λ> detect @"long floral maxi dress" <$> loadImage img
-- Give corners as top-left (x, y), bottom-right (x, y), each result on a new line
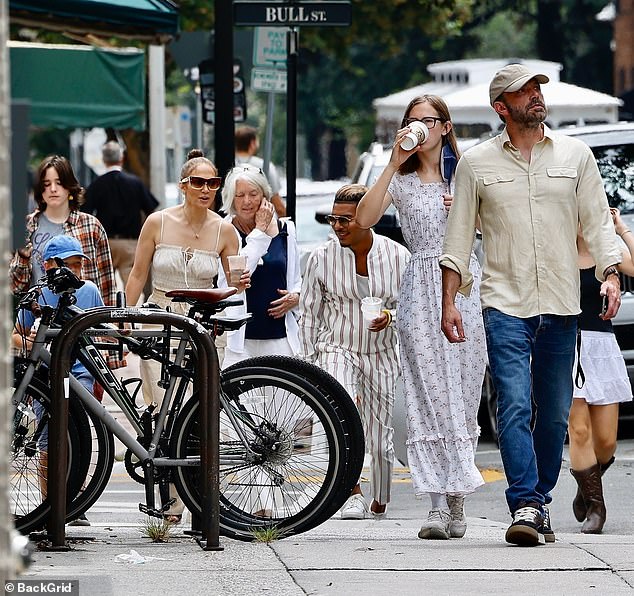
top-left (389, 173), bottom-right (487, 495)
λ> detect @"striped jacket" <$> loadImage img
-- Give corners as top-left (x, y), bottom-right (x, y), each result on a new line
top-left (299, 231), bottom-right (410, 359)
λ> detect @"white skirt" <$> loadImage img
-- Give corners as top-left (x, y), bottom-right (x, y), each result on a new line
top-left (573, 330), bottom-right (633, 405)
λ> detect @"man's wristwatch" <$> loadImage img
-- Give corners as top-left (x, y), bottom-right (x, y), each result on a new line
top-left (603, 266), bottom-right (619, 281)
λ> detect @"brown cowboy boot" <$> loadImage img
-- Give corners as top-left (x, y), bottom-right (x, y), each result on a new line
top-left (571, 464), bottom-right (606, 534)
top-left (571, 456), bottom-right (614, 523)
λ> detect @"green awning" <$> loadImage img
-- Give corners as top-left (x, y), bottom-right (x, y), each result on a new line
top-left (10, 42), bottom-right (146, 130)
top-left (10, 0), bottom-right (179, 41)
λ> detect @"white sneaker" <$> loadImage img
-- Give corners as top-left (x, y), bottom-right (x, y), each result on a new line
top-left (418, 509), bottom-right (451, 540)
top-left (340, 494), bottom-right (368, 520)
top-left (446, 495), bottom-right (467, 538)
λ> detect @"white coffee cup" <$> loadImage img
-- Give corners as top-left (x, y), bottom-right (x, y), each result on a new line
top-left (400, 120), bottom-right (430, 151)
top-left (227, 254), bottom-right (247, 284)
top-left (361, 296), bottom-right (383, 328)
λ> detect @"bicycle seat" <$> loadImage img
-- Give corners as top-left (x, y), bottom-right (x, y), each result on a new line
top-left (165, 287), bottom-right (237, 304)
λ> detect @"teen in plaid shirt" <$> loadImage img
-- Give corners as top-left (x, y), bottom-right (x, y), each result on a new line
top-left (10, 155), bottom-right (122, 369)
top-left (10, 155), bottom-right (116, 307)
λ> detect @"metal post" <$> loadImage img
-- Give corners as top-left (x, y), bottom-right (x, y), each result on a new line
top-left (263, 90), bottom-right (275, 177)
top-left (214, 0), bottom-right (234, 180)
top-left (48, 308), bottom-right (222, 550)
top-left (1, 0), bottom-right (14, 581)
top-left (149, 44), bottom-right (167, 206)
top-left (286, 27), bottom-right (298, 221)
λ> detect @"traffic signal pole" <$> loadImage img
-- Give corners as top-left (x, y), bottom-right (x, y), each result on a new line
top-left (214, 0), bottom-right (234, 195)
top-left (286, 27), bottom-right (298, 221)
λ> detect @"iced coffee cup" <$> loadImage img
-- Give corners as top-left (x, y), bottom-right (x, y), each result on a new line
top-left (361, 296), bottom-right (383, 328)
top-left (400, 120), bottom-right (429, 151)
top-left (227, 254), bottom-right (247, 284)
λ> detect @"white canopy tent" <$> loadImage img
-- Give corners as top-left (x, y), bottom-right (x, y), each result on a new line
top-left (373, 59), bottom-right (623, 144)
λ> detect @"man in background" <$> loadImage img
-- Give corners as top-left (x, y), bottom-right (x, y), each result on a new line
top-left (82, 141), bottom-right (158, 287)
top-left (235, 125), bottom-right (286, 217)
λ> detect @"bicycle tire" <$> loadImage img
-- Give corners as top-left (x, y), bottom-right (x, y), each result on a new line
top-left (63, 396), bottom-right (115, 523)
top-left (11, 377), bottom-right (86, 533)
top-left (171, 364), bottom-right (354, 540)
top-left (225, 356), bottom-right (365, 522)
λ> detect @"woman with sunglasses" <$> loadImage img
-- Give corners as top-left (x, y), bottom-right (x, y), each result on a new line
top-left (357, 95), bottom-right (487, 540)
top-left (219, 164), bottom-right (301, 368)
top-left (125, 149), bottom-right (246, 523)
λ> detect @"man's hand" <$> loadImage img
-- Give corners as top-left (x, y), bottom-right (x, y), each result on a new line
top-left (441, 303), bottom-right (466, 343)
top-left (600, 277), bottom-right (621, 320)
top-left (368, 311), bottom-right (390, 333)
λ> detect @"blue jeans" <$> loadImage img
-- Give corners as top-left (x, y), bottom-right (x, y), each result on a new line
top-left (483, 308), bottom-right (577, 514)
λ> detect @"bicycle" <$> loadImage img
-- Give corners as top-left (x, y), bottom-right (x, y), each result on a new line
top-left (11, 264), bottom-right (364, 540)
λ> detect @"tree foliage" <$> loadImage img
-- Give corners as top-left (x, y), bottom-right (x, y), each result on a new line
top-left (12, 0), bottom-right (616, 180)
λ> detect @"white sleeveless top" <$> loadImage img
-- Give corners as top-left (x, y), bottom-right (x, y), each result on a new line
top-left (149, 212), bottom-right (222, 311)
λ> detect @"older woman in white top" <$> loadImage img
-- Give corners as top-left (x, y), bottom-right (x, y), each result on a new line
top-left (220, 164), bottom-right (301, 368)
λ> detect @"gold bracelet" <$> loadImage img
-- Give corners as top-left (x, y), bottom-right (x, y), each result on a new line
top-left (381, 308), bottom-right (392, 326)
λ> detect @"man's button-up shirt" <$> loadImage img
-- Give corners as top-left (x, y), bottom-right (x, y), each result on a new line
top-left (440, 126), bottom-right (621, 318)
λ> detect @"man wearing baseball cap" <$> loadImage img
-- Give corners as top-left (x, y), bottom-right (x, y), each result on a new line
top-left (439, 62), bottom-right (622, 546)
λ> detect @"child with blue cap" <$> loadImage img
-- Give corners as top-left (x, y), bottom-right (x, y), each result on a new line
top-left (13, 234), bottom-right (104, 388)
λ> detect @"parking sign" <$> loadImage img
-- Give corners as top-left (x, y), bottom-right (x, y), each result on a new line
top-left (254, 27), bottom-right (288, 66)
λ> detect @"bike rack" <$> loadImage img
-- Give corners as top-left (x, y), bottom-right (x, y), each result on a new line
top-left (47, 306), bottom-right (223, 551)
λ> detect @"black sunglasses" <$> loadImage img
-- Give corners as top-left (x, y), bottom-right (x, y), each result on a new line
top-left (180, 176), bottom-right (222, 190)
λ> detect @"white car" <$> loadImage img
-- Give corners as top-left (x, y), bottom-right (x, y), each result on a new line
top-left (284, 178), bottom-right (346, 274)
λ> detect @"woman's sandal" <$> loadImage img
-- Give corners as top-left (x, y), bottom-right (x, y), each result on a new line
top-left (163, 514), bottom-right (182, 525)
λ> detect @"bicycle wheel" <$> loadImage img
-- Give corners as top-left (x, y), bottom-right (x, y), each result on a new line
top-left (172, 364), bottom-right (354, 540)
top-left (225, 356), bottom-right (365, 517)
top-left (63, 396), bottom-right (114, 523)
top-left (11, 377), bottom-right (87, 533)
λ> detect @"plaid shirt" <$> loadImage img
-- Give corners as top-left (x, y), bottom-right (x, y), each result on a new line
top-left (10, 209), bottom-right (117, 306)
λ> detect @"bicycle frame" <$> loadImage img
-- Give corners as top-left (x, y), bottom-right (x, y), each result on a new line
top-left (13, 293), bottom-right (262, 474)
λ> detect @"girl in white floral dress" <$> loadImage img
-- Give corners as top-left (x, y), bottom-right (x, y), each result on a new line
top-left (357, 95), bottom-right (487, 540)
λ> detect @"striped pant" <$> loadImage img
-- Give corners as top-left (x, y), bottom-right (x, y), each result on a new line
top-left (317, 347), bottom-right (397, 505)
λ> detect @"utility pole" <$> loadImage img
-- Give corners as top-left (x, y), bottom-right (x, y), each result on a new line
top-left (0, 0), bottom-right (13, 583)
top-left (214, 0), bottom-right (234, 197)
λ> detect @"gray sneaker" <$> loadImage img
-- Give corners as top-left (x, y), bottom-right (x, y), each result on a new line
top-left (418, 509), bottom-right (452, 540)
top-left (446, 495), bottom-right (467, 538)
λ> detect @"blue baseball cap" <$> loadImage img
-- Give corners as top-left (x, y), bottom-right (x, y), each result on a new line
top-left (42, 235), bottom-right (88, 261)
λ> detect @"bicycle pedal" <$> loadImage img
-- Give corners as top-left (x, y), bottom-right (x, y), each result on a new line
top-left (138, 504), bottom-right (164, 519)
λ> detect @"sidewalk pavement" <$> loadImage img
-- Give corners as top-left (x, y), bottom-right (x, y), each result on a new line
top-left (19, 511), bottom-right (634, 595)
top-left (17, 352), bottom-right (634, 594)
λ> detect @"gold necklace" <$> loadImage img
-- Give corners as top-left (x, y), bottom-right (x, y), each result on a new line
top-left (182, 205), bottom-right (205, 239)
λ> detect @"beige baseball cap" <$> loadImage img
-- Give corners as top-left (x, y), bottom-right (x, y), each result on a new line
top-left (489, 63), bottom-right (549, 106)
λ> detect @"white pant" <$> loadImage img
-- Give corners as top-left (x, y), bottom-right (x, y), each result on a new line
top-left (222, 337), bottom-right (295, 368)
top-left (317, 347), bottom-right (397, 505)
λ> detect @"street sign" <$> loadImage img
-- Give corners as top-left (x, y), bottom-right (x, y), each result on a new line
top-left (254, 27), bottom-right (288, 66)
top-left (251, 67), bottom-right (287, 93)
top-left (234, 1), bottom-right (352, 27)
